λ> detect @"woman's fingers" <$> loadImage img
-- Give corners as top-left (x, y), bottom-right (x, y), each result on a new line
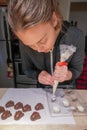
top-left (53, 66), bottom-right (68, 82)
top-left (38, 70), bottom-right (54, 85)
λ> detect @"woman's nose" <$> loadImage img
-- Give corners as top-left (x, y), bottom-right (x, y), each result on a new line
top-left (35, 44), bottom-right (44, 52)
top-left (32, 45), bottom-right (41, 52)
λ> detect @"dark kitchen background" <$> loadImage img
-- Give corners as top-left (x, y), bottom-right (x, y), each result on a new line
top-left (0, 3), bottom-right (37, 88)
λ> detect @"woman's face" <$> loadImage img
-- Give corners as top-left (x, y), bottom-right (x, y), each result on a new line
top-left (16, 14), bottom-right (60, 53)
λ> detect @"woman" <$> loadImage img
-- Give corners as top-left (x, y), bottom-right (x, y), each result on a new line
top-left (8, 0), bottom-right (85, 88)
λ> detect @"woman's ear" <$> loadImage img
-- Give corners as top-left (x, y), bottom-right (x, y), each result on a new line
top-left (51, 12), bottom-right (58, 28)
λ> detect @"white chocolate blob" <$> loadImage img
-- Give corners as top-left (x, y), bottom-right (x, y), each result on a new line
top-left (77, 105), bottom-right (84, 112)
top-left (53, 106), bottom-right (61, 113)
top-left (63, 99), bottom-right (70, 107)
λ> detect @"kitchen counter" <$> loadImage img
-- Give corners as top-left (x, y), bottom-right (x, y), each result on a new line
top-left (0, 88), bottom-right (87, 130)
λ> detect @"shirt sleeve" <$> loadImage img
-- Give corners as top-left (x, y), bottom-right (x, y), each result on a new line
top-left (68, 28), bottom-right (85, 80)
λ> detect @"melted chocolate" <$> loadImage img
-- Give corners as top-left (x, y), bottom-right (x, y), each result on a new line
top-left (30, 111), bottom-right (41, 121)
top-left (22, 104), bottom-right (31, 112)
top-left (1, 110), bottom-right (12, 120)
top-left (5, 100), bottom-right (14, 108)
top-left (0, 106), bottom-right (5, 113)
top-left (14, 102), bottom-right (23, 110)
top-left (14, 111), bottom-right (24, 120)
top-left (35, 103), bottom-right (44, 110)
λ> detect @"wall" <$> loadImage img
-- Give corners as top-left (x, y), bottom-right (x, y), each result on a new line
top-left (69, 11), bottom-right (87, 35)
top-left (70, 0), bottom-right (87, 2)
top-left (58, 0), bottom-right (87, 21)
top-left (70, 0), bottom-right (87, 35)
top-left (58, 0), bottom-right (70, 21)
top-left (58, 0), bottom-right (87, 36)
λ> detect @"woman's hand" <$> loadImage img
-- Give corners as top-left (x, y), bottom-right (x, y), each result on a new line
top-left (53, 65), bottom-right (68, 82)
top-left (38, 70), bottom-right (54, 86)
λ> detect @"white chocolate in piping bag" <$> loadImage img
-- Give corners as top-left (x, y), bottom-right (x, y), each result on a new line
top-left (52, 44), bottom-right (76, 101)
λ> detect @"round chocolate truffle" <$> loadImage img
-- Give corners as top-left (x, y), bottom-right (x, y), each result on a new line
top-left (35, 103), bottom-right (44, 111)
top-left (14, 102), bottom-right (23, 110)
top-left (30, 111), bottom-right (41, 121)
top-left (0, 106), bottom-right (5, 114)
top-left (5, 100), bottom-right (14, 108)
top-left (14, 111), bottom-right (24, 120)
top-left (22, 104), bottom-right (31, 112)
top-left (1, 110), bottom-right (12, 120)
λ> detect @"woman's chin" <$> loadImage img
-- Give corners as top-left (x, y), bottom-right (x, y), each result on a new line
top-left (38, 49), bottom-right (50, 53)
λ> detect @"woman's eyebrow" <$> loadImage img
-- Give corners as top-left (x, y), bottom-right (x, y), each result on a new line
top-left (35, 33), bottom-right (47, 44)
top-left (29, 33), bottom-right (47, 46)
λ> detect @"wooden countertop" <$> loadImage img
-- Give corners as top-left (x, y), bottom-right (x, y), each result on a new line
top-left (0, 88), bottom-right (87, 130)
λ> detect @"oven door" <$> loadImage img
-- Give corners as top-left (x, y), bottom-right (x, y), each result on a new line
top-left (14, 61), bottom-right (37, 86)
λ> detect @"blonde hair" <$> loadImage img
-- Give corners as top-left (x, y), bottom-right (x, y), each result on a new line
top-left (8, 0), bottom-right (63, 32)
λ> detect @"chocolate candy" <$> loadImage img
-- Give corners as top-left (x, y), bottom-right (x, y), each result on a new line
top-left (22, 104), bottom-right (31, 112)
top-left (0, 106), bottom-right (5, 113)
top-left (1, 110), bottom-right (12, 120)
top-left (5, 100), bottom-right (14, 108)
top-left (14, 111), bottom-right (24, 120)
top-left (14, 102), bottom-right (23, 110)
top-left (0, 101), bottom-right (44, 121)
top-left (35, 103), bottom-right (44, 110)
top-left (30, 111), bottom-right (41, 121)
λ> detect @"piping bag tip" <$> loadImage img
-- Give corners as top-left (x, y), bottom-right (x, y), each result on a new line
top-left (51, 80), bottom-right (59, 102)
top-left (51, 95), bottom-right (56, 102)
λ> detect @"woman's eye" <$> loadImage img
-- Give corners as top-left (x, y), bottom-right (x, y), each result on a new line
top-left (38, 41), bottom-right (46, 46)
top-left (40, 38), bottom-right (47, 45)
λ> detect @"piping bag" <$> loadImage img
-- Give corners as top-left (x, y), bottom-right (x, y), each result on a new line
top-left (51, 44), bottom-right (76, 101)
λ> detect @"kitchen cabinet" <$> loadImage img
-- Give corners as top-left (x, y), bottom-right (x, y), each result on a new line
top-left (0, 0), bottom-right (9, 5)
